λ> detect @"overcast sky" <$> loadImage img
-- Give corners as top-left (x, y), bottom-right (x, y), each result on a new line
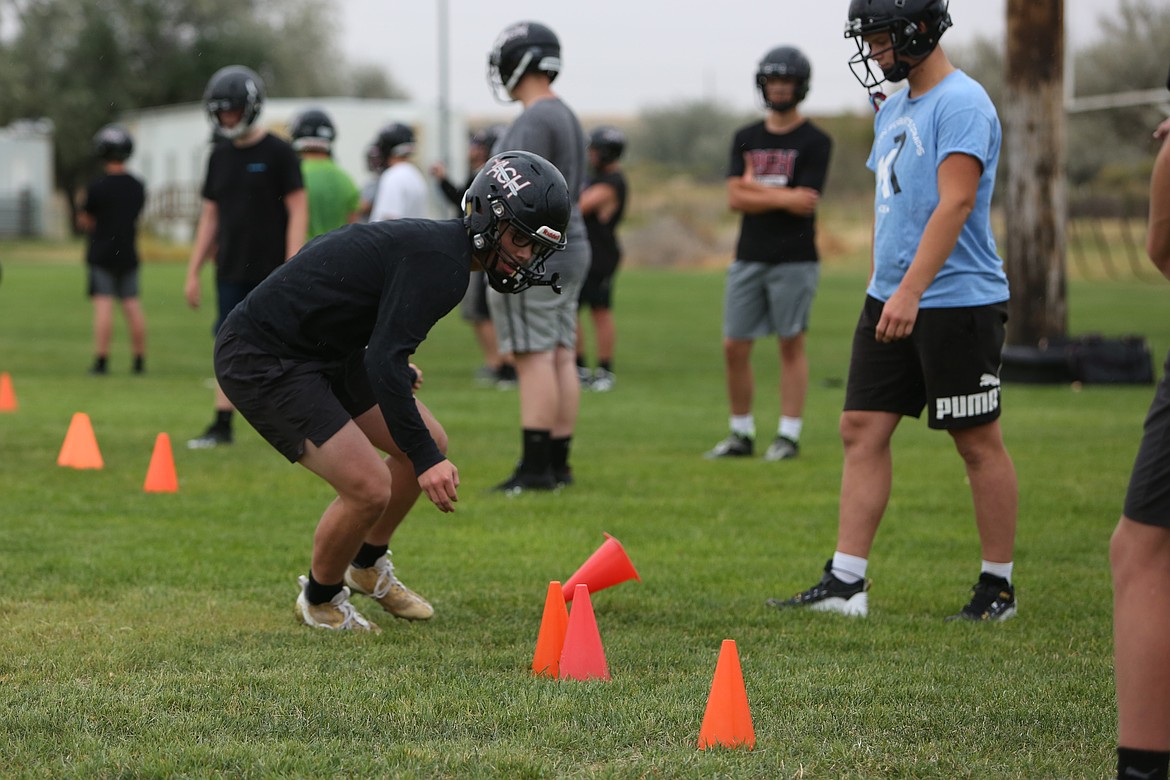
top-left (340, 0), bottom-right (1116, 120)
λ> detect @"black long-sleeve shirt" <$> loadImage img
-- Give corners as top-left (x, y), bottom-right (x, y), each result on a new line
top-left (226, 218), bottom-right (471, 474)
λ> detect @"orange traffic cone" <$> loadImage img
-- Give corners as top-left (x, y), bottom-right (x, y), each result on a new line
top-left (562, 532), bottom-right (641, 601)
top-left (143, 433), bottom-right (178, 493)
top-left (57, 412), bottom-right (104, 470)
top-left (697, 639), bottom-right (755, 750)
top-left (558, 584), bottom-right (610, 681)
top-left (0, 372), bottom-right (17, 412)
top-left (532, 581), bottom-right (569, 678)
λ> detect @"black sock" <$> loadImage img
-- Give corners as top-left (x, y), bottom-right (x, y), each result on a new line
top-left (305, 571), bottom-right (344, 605)
top-left (576, 354), bottom-right (587, 368)
top-left (352, 543), bottom-right (388, 569)
top-left (215, 409), bottom-right (233, 430)
top-left (551, 436), bottom-right (571, 473)
top-left (133, 355), bottom-right (145, 374)
top-left (1119, 748), bottom-right (1170, 780)
top-left (598, 360), bottom-right (612, 373)
top-left (519, 428), bottom-right (552, 475)
top-left (92, 355), bottom-right (108, 371)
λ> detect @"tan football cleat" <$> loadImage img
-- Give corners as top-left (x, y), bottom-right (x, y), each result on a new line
top-left (295, 576), bottom-right (380, 632)
top-left (344, 554), bottom-right (434, 621)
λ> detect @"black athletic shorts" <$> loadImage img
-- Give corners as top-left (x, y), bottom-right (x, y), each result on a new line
top-left (844, 296), bottom-right (1008, 430)
top-left (578, 271), bottom-right (616, 311)
top-left (213, 326), bottom-right (377, 462)
top-left (1124, 350), bottom-right (1170, 527)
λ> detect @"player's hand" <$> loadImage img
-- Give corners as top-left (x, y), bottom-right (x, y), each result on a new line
top-left (1155, 117), bottom-right (1170, 141)
top-left (184, 276), bottom-right (201, 309)
top-left (409, 363), bottom-right (423, 392)
top-left (875, 288), bottom-right (920, 343)
top-left (418, 459), bottom-right (459, 513)
top-left (429, 161), bottom-right (447, 180)
top-left (787, 187), bottom-right (821, 217)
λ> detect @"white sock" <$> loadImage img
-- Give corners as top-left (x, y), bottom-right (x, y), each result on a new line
top-left (831, 552), bottom-right (868, 584)
top-left (779, 416), bottom-right (803, 442)
top-left (982, 560), bottom-right (1013, 584)
top-left (729, 414), bottom-right (755, 438)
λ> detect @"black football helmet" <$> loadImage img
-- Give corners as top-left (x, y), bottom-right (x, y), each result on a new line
top-left (93, 124), bottom-right (133, 162)
top-left (204, 65), bottom-right (265, 140)
top-left (463, 150), bottom-right (570, 294)
top-left (290, 108), bottom-right (336, 153)
top-left (845, 0), bottom-right (952, 88)
top-left (756, 46), bottom-right (811, 111)
top-left (588, 126), bottom-right (626, 167)
top-left (470, 123), bottom-right (506, 154)
top-left (488, 21), bottom-right (561, 101)
top-left (375, 122), bottom-right (416, 161)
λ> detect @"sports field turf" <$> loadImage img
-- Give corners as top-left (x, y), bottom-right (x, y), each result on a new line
top-left (1, 243), bottom-right (1165, 778)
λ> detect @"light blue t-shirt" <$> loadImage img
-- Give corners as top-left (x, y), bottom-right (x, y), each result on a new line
top-left (865, 70), bottom-right (1009, 308)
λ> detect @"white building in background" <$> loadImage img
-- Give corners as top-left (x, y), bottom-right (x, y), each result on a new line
top-left (0, 119), bottom-right (55, 238)
top-left (121, 98), bottom-right (469, 243)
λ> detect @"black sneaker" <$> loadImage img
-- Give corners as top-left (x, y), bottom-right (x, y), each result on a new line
top-left (554, 466), bottom-right (574, 488)
top-left (946, 573), bottom-right (1017, 622)
top-left (493, 470), bottom-right (557, 496)
top-left (766, 560), bottom-right (870, 617)
top-left (703, 433), bottom-right (753, 459)
top-left (88, 359), bottom-right (108, 376)
top-left (187, 425), bottom-right (233, 450)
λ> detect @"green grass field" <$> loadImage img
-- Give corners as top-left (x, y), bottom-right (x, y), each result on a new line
top-left (1, 243), bottom-right (1166, 778)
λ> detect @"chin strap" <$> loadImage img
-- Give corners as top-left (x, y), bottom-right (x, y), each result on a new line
top-left (530, 272), bottom-right (561, 294)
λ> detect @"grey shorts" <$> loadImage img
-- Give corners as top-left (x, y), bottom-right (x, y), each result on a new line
top-left (488, 240), bottom-right (590, 354)
top-left (460, 273), bottom-right (491, 323)
top-left (1124, 350), bottom-right (1170, 527)
top-left (88, 266), bottom-right (139, 299)
top-left (722, 260), bottom-right (819, 340)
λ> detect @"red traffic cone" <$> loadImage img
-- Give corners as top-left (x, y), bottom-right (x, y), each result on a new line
top-left (532, 581), bottom-right (569, 678)
top-left (562, 533), bottom-right (640, 601)
top-left (558, 584), bottom-right (610, 681)
top-left (697, 639), bottom-right (755, 750)
top-left (143, 433), bottom-right (178, 493)
top-left (57, 412), bottom-right (104, 470)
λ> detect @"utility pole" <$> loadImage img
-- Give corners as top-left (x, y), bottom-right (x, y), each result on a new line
top-left (1003, 0), bottom-right (1067, 345)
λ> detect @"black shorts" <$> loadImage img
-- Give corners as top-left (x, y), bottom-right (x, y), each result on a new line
top-left (88, 266), bottom-right (139, 299)
top-left (578, 271), bottom-right (616, 311)
top-left (844, 296), bottom-right (1008, 430)
top-left (213, 326), bottom-right (377, 462)
top-left (1124, 350), bottom-right (1170, 527)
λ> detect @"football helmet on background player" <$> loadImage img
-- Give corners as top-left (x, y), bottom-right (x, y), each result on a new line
top-left (845, 0), bottom-right (952, 88)
top-left (374, 122), bottom-right (416, 162)
top-left (588, 126), bottom-right (626, 168)
top-left (756, 46), bottom-right (812, 112)
top-left (92, 124), bottom-right (134, 162)
top-left (488, 21), bottom-right (561, 102)
top-left (290, 108), bottom-right (336, 154)
top-left (462, 150), bottom-right (570, 294)
top-left (203, 65), bottom-right (265, 140)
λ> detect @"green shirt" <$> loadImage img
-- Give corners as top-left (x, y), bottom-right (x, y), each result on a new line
top-left (300, 157), bottom-right (361, 240)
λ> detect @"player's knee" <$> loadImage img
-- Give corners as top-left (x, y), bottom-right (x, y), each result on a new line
top-left (345, 472), bottom-right (393, 517)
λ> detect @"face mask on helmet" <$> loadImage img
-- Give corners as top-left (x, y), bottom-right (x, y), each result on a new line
top-left (463, 151), bottom-right (570, 294)
top-left (844, 0), bottom-right (952, 91)
top-left (204, 65), bottom-right (265, 140)
top-left (291, 109), bottom-right (335, 154)
top-left (487, 21), bottom-right (562, 102)
top-left (588, 126), bottom-right (626, 169)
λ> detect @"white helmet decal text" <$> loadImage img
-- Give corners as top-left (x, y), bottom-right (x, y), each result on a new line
top-left (486, 158), bottom-right (533, 198)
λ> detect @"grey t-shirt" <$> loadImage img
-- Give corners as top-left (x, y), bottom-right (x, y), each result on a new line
top-left (494, 97), bottom-right (590, 279)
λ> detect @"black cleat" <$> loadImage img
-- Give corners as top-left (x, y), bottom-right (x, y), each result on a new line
top-left (767, 560), bottom-right (870, 617)
top-left (946, 573), bottom-right (1017, 622)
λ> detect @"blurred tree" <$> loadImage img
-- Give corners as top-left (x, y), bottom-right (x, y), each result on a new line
top-left (0, 0), bottom-right (407, 225)
top-left (631, 100), bottom-right (754, 183)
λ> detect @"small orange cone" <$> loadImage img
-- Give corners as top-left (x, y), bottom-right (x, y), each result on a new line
top-left (562, 532), bottom-right (641, 601)
top-left (143, 433), bottom-right (179, 493)
top-left (532, 581), bottom-right (569, 678)
top-left (57, 412), bottom-right (104, 470)
top-left (558, 584), bottom-right (610, 681)
top-left (0, 372), bottom-right (17, 412)
top-left (698, 639), bottom-right (755, 750)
